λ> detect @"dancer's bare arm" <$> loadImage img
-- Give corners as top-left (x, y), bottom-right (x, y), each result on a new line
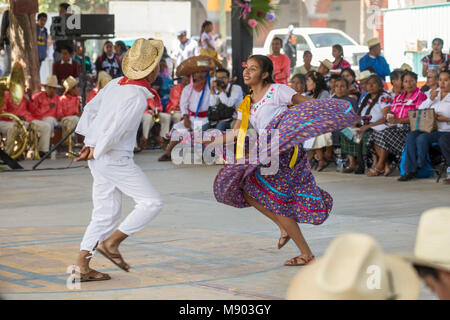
top-left (291, 93), bottom-right (313, 105)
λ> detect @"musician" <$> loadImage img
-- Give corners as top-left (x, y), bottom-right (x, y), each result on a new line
top-left (139, 87), bottom-right (171, 150)
top-left (60, 76), bottom-right (81, 131)
top-left (29, 75), bottom-right (62, 139)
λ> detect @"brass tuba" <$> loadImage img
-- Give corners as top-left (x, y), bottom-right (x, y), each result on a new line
top-left (0, 62), bottom-right (29, 159)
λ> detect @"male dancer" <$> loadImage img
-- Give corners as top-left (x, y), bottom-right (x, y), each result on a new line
top-left (73, 39), bottom-right (164, 281)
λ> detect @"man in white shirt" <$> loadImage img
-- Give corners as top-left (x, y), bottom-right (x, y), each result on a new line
top-left (203, 68), bottom-right (244, 131)
top-left (73, 39), bottom-right (165, 282)
top-left (173, 30), bottom-right (199, 68)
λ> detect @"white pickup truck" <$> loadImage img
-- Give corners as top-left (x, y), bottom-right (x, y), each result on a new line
top-left (253, 27), bottom-right (368, 69)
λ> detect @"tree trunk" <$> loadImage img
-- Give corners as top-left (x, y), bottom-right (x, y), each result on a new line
top-left (8, 0), bottom-right (40, 94)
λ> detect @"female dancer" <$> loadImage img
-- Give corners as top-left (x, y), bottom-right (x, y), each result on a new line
top-left (205, 55), bottom-right (358, 265)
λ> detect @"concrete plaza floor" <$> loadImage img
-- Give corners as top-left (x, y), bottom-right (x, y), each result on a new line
top-left (0, 150), bottom-right (448, 300)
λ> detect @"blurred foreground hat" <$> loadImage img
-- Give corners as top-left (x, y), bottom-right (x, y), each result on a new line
top-left (97, 71), bottom-right (112, 90)
top-left (122, 38), bottom-right (164, 80)
top-left (176, 55), bottom-right (222, 77)
top-left (400, 207), bottom-right (450, 272)
top-left (368, 38), bottom-right (381, 49)
top-left (286, 233), bottom-right (420, 300)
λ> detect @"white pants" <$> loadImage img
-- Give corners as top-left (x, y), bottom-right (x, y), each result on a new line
top-left (80, 152), bottom-right (163, 254)
top-left (141, 113), bottom-right (171, 139)
top-left (170, 111), bottom-right (182, 126)
top-left (61, 115), bottom-right (80, 131)
top-left (42, 116), bottom-right (58, 138)
top-left (0, 120), bottom-right (51, 152)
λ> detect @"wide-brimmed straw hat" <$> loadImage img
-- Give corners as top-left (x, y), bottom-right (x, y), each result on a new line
top-left (63, 76), bottom-right (79, 94)
top-left (176, 55), bottom-right (222, 77)
top-left (42, 75), bottom-right (62, 88)
top-left (122, 38), bottom-right (164, 80)
top-left (319, 59), bottom-right (333, 70)
top-left (400, 63), bottom-right (413, 72)
top-left (97, 71), bottom-right (112, 90)
top-left (286, 233), bottom-right (420, 300)
top-left (368, 38), bottom-right (381, 48)
top-left (399, 207), bottom-right (450, 272)
top-left (356, 70), bottom-right (372, 81)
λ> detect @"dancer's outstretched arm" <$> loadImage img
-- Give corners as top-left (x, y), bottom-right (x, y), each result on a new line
top-left (291, 93), bottom-right (313, 105)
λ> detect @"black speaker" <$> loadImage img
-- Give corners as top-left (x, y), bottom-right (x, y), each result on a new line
top-left (51, 14), bottom-right (114, 39)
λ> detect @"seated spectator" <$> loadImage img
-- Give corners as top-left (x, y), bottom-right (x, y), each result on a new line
top-left (341, 75), bottom-right (391, 174)
top-left (341, 67), bottom-right (361, 101)
top-left (317, 59), bottom-right (332, 87)
top-left (202, 68), bottom-right (243, 131)
top-left (140, 87), bottom-right (171, 150)
top-left (268, 37), bottom-right (290, 84)
top-left (95, 41), bottom-right (122, 79)
top-left (287, 233), bottom-right (420, 300)
top-left (152, 59), bottom-right (173, 108)
top-left (114, 40), bottom-right (127, 62)
top-left (359, 38), bottom-right (391, 81)
top-left (332, 77), bottom-right (357, 110)
top-left (388, 69), bottom-right (405, 97)
top-left (293, 50), bottom-right (318, 75)
top-left (52, 45), bottom-right (80, 88)
top-left (420, 69), bottom-right (440, 98)
top-left (86, 71), bottom-right (112, 103)
top-left (0, 89), bottom-right (52, 157)
top-left (73, 42), bottom-right (94, 74)
top-left (401, 207), bottom-right (450, 300)
top-left (29, 76), bottom-right (63, 140)
top-left (367, 71), bottom-right (427, 177)
top-left (356, 70), bottom-right (373, 105)
top-left (421, 38), bottom-right (449, 77)
top-left (330, 44), bottom-right (351, 74)
top-left (165, 76), bottom-right (190, 125)
top-left (59, 76), bottom-right (81, 135)
top-left (399, 70), bottom-right (450, 183)
top-left (304, 71), bottom-right (332, 171)
top-left (329, 74), bottom-right (341, 97)
top-left (289, 73), bottom-right (306, 95)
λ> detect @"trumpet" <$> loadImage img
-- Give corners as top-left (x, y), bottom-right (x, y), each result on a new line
top-left (152, 107), bottom-right (160, 123)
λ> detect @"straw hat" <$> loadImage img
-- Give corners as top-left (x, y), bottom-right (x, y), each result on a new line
top-left (368, 38), bottom-right (381, 48)
top-left (400, 207), bottom-right (450, 272)
top-left (121, 38), bottom-right (164, 80)
top-left (42, 75), bottom-right (62, 88)
top-left (97, 71), bottom-right (112, 90)
top-left (356, 70), bottom-right (372, 81)
top-left (176, 55), bottom-right (222, 77)
top-left (400, 63), bottom-right (413, 72)
top-left (63, 76), bottom-right (79, 94)
top-left (286, 233), bottom-right (420, 300)
top-left (319, 59), bottom-right (333, 70)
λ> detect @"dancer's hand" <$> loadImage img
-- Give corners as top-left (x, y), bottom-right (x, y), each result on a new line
top-left (75, 146), bottom-right (95, 162)
top-left (183, 117), bottom-right (191, 130)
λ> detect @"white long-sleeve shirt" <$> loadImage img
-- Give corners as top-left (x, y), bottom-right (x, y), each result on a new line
top-left (75, 76), bottom-right (153, 159)
top-left (209, 83), bottom-right (244, 108)
top-left (419, 91), bottom-right (450, 132)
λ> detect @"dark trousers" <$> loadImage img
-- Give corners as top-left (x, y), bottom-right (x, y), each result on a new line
top-left (404, 131), bottom-right (450, 173)
top-left (202, 119), bottom-right (232, 132)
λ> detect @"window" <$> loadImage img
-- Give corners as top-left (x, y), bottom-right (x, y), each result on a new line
top-left (309, 33), bottom-right (354, 48)
top-left (272, 34), bottom-right (310, 51)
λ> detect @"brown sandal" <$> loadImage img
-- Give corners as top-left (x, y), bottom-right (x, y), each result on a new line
top-left (367, 167), bottom-right (384, 177)
top-left (158, 153), bottom-right (171, 162)
top-left (277, 234), bottom-right (291, 249)
top-left (96, 245), bottom-right (130, 272)
top-left (79, 269), bottom-right (111, 282)
top-left (284, 255), bottom-right (315, 266)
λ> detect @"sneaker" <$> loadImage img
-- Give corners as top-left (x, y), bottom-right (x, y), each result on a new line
top-left (397, 172), bottom-right (418, 182)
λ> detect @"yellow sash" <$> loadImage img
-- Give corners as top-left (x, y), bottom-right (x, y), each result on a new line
top-left (236, 94), bottom-right (252, 159)
top-left (289, 145), bottom-right (299, 169)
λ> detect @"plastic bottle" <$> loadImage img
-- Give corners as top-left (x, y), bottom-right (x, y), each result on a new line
top-left (50, 145), bottom-right (56, 160)
top-left (335, 148), bottom-right (344, 172)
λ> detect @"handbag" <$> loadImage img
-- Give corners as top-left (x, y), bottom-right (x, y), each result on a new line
top-left (207, 85), bottom-right (236, 122)
top-left (408, 109), bottom-right (437, 133)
